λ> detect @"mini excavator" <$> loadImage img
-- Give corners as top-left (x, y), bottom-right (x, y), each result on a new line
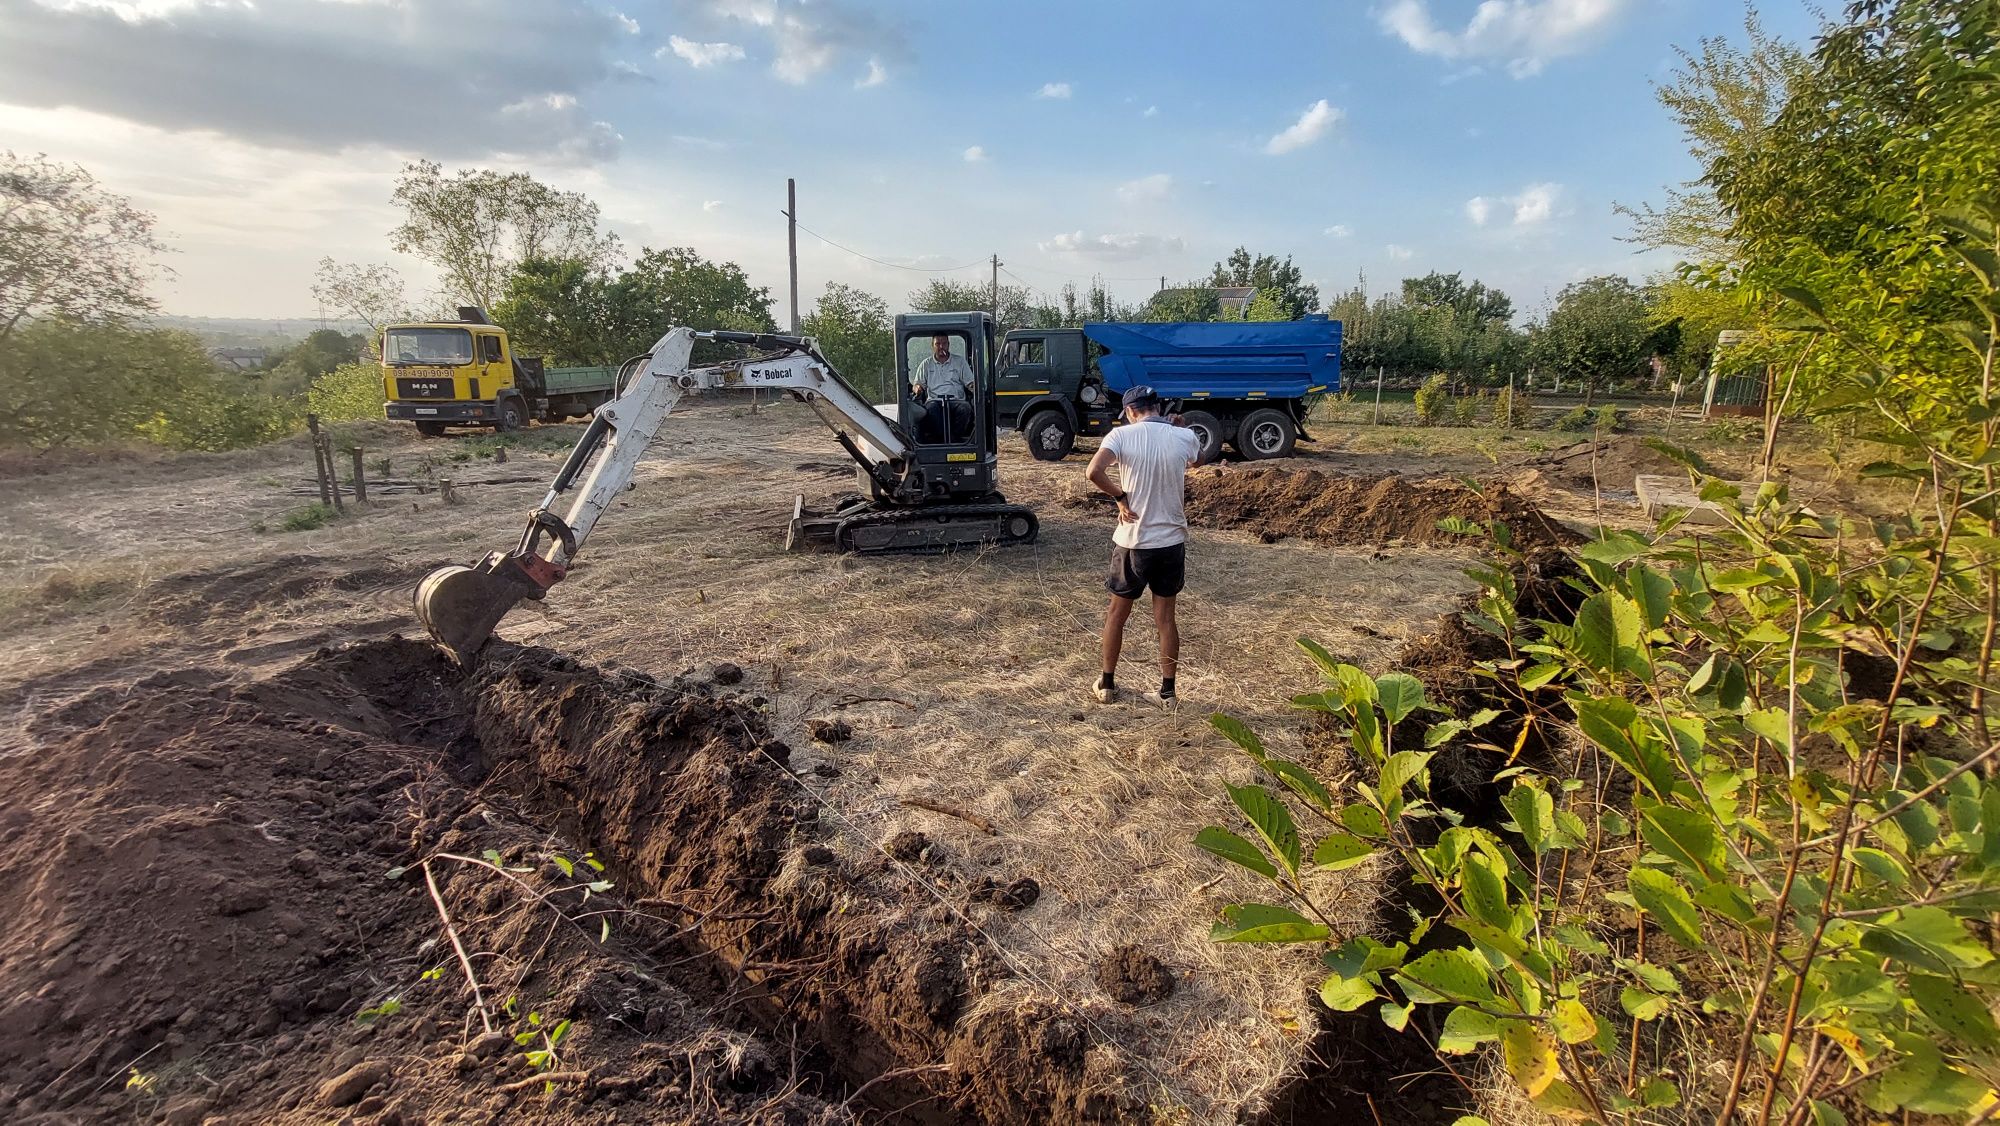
top-left (414, 311), bottom-right (1039, 662)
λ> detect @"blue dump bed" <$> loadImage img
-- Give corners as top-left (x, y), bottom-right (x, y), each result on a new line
top-left (1082, 317), bottom-right (1343, 401)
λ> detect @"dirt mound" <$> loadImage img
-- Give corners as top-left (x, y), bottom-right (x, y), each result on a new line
top-left (1182, 466), bottom-right (1579, 550)
top-left (0, 638), bottom-right (1147, 1124)
top-left (1513, 434), bottom-right (1704, 492)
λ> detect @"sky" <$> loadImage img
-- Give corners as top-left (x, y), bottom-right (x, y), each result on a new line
top-left (0, 0), bottom-right (1826, 323)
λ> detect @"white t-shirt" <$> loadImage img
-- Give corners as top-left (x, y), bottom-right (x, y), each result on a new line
top-left (1101, 416), bottom-right (1202, 550)
top-left (914, 354), bottom-right (975, 400)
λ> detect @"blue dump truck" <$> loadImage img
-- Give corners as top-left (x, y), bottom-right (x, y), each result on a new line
top-left (993, 317), bottom-right (1343, 461)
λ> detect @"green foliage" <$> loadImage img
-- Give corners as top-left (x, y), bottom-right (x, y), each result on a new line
top-left (0, 151), bottom-right (164, 345)
top-left (1530, 275), bottom-right (1660, 395)
top-left (802, 282), bottom-right (893, 402)
top-left (491, 256), bottom-right (622, 366)
top-left (1413, 373), bottom-right (1450, 426)
top-left (279, 503), bottom-right (336, 532)
top-left (1556, 405), bottom-right (1593, 432)
top-left (1493, 384), bottom-right (1532, 429)
top-left (1324, 273), bottom-right (1528, 385)
top-left (390, 160), bottom-right (619, 310)
top-left (1208, 247), bottom-right (1320, 319)
top-left (305, 362), bottom-right (384, 423)
top-left (492, 247), bottom-right (775, 368)
top-left (0, 320), bottom-right (213, 448)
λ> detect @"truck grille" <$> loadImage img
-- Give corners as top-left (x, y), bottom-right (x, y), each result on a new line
top-left (396, 377), bottom-right (453, 400)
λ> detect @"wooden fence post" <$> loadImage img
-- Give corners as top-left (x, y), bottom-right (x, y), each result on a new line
top-left (349, 447), bottom-right (368, 505)
top-left (1373, 367), bottom-right (1384, 425)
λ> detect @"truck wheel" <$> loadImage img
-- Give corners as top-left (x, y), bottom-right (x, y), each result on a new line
top-left (1236, 408), bottom-right (1297, 460)
top-left (498, 397), bottom-right (526, 432)
top-left (1180, 410), bottom-right (1225, 463)
top-left (415, 421), bottom-right (446, 438)
top-left (1023, 410), bottom-right (1076, 461)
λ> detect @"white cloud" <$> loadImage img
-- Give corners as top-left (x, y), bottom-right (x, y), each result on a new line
top-left (1387, 244), bottom-right (1414, 261)
top-left (665, 36), bottom-right (746, 67)
top-left (1036, 81), bottom-right (1072, 99)
top-left (1324, 224), bottom-right (1352, 238)
top-left (856, 58), bottom-right (887, 88)
top-left (702, 199), bottom-right (723, 212)
top-left (962, 145), bottom-right (987, 163)
top-left (1264, 99), bottom-right (1342, 155)
top-left (1039, 231), bottom-right (1185, 261)
top-left (1378, 0), bottom-right (1631, 78)
top-left (613, 11), bottom-right (640, 34)
top-left (1116, 173), bottom-right (1173, 203)
top-left (1467, 182), bottom-right (1566, 227)
top-left (1143, 104), bottom-right (1159, 117)
top-left (710, 0), bottom-right (906, 85)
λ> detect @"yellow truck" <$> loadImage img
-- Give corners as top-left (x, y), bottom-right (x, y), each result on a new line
top-left (381, 307), bottom-right (618, 436)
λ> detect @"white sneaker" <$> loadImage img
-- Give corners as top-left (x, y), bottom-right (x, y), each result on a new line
top-left (1092, 677), bottom-right (1117, 704)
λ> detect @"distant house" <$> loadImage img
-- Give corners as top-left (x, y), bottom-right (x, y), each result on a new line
top-left (1214, 286), bottom-right (1257, 317)
top-left (211, 347), bottom-right (267, 371)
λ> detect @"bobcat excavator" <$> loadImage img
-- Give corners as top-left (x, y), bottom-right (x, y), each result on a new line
top-left (414, 311), bottom-right (1039, 662)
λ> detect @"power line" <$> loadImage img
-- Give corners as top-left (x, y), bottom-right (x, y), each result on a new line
top-left (790, 219), bottom-right (985, 274)
top-left (1000, 260), bottom-right (1166, 284)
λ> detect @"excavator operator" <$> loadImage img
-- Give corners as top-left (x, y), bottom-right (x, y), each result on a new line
top-left (911, 333), bottom-right (974, 443)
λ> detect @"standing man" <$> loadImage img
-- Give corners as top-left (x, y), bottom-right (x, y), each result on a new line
top-left (911, 334), bottom-right (974, 442)
top-left (1084, 385), bottom-right (1205, 705)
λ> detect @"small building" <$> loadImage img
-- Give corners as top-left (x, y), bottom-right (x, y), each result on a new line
top-left (211, 347), bottom-right (267, 371)
top-left (1214, 286), bottom-right (1257, 317)
top-left (1703, 330), bottom-right (1768, 418)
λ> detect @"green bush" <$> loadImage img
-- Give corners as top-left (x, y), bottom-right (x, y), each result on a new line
top-left (1591, 404), bottom-right (1622, 433)
top-left (139, 379), bottom-right (302, 451)
top-left (1492, 385), bottom-right (1532, 429)
top-left (308, 361), bottom-right (388, 423)
top-left (1555, 404), bottom-right (1593, 432)
top-left (1412, 373), bottom-right (1450, 426)
top-left (1449, 389), bottom-right (1486, 427)
top-left (279, 503), bottom-right (336, 532)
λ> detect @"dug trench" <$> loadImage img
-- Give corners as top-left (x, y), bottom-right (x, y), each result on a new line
top-left (0, 637), bottom-right (1150, 1124)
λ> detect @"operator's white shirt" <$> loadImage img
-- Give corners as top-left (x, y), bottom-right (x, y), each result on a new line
top-left (1101, 416), bottom-right (1202, 550)
top-left (914, 354), bottom-right (975, 401)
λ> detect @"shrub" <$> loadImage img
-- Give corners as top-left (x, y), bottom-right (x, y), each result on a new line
top-left (139, 379), bottom-right (302, 451)
top-left (1591, 404), bottom-right (1622, 433)
top-left (1492, 385), bottom-right (1532, 429)
top-left (279, 503), bottom-right (336, 532)
top-left (1412, 373), bottom-right (1450, 426)
top-left (1449, 389), bottom-right (1485, 427)
top-left (1555, 404), bottom-right (1593, 432)
top-left (308, 361), bottom-right (388, 423)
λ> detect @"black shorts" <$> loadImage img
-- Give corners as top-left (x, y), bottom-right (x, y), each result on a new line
top-left (1106, 543), bottom-right (1186, 600)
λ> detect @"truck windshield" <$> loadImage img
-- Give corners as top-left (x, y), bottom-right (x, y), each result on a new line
top-left (383, 328), bottom-right (473, 366)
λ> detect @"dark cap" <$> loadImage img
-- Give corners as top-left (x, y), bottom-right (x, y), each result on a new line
top-left (1121, 385), bottom-right (1161, 409)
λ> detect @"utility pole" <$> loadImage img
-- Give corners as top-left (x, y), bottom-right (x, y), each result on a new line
top-left (990, 253), bottom-right (1002, 320)
top-left (785, 178), bottom-right (800, 333)
top-left (1159, 275), bottom-right (1166, 293)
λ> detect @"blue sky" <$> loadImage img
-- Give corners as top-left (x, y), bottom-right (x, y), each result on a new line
top-left (0, 0), bottom-right (1824, 321)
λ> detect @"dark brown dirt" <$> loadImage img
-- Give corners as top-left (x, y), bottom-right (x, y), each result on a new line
top-left (142, 556), bottom-right (430, 627)
top-left (1513, 434), bottom-right (1708, 492)
top-left (1179, 466), bottom-right (1580, 551)
top-left (0, 639), bottom-right (1150, 1124)
top-left (1094, 947), bottom-right (1174, 1006)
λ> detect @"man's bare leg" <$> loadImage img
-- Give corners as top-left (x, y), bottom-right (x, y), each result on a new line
top-left (1154, 594), bottom-right (1179, 700)
top-left (1098, 594), bottom-right (1136, 701)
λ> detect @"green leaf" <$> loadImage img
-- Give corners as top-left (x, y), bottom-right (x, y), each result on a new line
top-left (1380, 1002), bottom-right (1411, 1030)
top-left (1211, 903), bottom-right (1331, 944)
top-left (1551, 999), bottom-right (1597, 1045)
top-left (1227, 783), bottom-right (1301, 877)
top-left (1264, 758), bottom-right (1334, 814)
top-left (1195, 826), bottom-right (1278, 880)
top-left (1459, 852), bottom-right (1512, 930)
top-left (552, 855), bottom-right (574, 878)
top-left (1379, 751), bottom-right (1433, 799)
top-left (1709, 568), bottom-right (1774, 593)
top-left (1376, 673), bottom-right (1429, 726)
top-left (1574, 590), bottom-right (1648, 675)
top-left (1502, 784), bottom-right (1555, 854)
top-left (1743, 707), bottom-right (1792, 745)
top-left (1640, 1078), bottom-right (1681, 1108)
top-left (1553, 924), bottom-right (1609, 957)
top-left (1437, 1005), bottom-right (1502, 1053)
top-left (1627, 868), bottom-right (1702, 948)
top-left (1621, 987), bottom-right (1671, 1021)
top-left (1319, 973), bottom-right (1380, 1012)
top-left (1313, 832), bottom-right (1375, 871)
top-left (1518, 663), bottom-right (1562, 691)
top-left (1909, 974), bottom-right (2000, 1049)
top-left (1398, 948), bottom-right (1498, 1005)
top-left (1425, 719), bottom-right (1468, 748)
top-left (1340, 804), bottom-right (1386, 838)
top-left (1859, 907), bottom-right (1995, 973)
top-left (1210, 713), bottom-right (1268, 760)
top-left (1626, 564), bottom-right (1674, 630)
top-left (1637, 802), bottom-right (1726, 882)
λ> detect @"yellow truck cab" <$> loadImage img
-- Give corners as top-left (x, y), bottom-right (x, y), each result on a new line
top-left (381, 307), bottom-right (618, 437)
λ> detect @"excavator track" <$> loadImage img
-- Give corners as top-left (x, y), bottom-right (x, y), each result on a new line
top-left (832, 502), bottom-right (1039, 555)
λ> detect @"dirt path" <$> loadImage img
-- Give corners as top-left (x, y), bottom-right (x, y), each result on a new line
top-left (0, 404), bottom-right (1597, 1123)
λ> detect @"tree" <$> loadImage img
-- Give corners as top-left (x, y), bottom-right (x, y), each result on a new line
top-left (310, 258), bottom-right (408, 346)
top-left (1208, 247), bottom-right (1320, 319)
top-left (1143, 284), bottom-right (1221, 322)
top-left (389, 160), bottom-right (619, 311)
top-left (905, 278), bottom-right (1055, 328)
top-left (1530, 276), bottom-right (1656, 400)
top-left (282, 329), bottom-right (367, 378)
top-left (0, 152), bottom-right (165, 344)
top-left (492, 256), bottom-right (619, 366)
top-left (1616, 9), bottom-right (1808, 261)
top-left (1244, 289), bottom-right (1290, 322)
top-left (607, 247), bottom-right (774, 362)
top-left (1399, 272), bottom-right (1513, 326)
top-left (802, 282), bottom-right (893, 401)
top-left (0, 320), bottom-right (212, 449)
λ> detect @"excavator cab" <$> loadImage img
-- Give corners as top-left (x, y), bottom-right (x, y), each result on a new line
top-left (895, 311), bottom-right (1000, 502)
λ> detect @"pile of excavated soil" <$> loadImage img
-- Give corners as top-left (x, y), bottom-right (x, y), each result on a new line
top-left (1180, 466), bottom-right (1580, 550)
top-left (1512, 434), bottom-right (1706, 492)
top-left (0, 639), bottom-right (1150, 1124)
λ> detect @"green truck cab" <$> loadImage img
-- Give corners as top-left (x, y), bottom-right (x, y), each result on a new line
top-left (381, 307), bottom-right (618, 437)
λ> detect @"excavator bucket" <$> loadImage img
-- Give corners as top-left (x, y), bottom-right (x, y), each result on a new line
top-left (414, 561), bottom-right (536, 664)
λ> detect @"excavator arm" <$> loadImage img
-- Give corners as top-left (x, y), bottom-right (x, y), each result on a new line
top-left (414, 325), bottom-right (924, 662)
